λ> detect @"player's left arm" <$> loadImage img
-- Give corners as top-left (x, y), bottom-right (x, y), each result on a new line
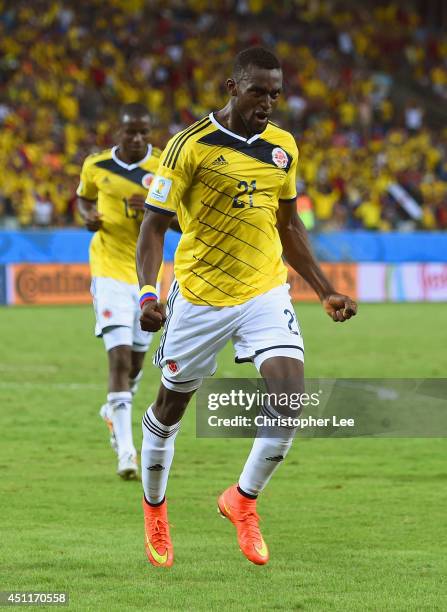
top-left (277, 200), bottom-right (357, 322)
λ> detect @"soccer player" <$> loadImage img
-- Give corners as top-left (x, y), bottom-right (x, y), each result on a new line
top-left (137, 48), bottom-right (357, 566)
top-left (77, 103), bottom-right (162, 480)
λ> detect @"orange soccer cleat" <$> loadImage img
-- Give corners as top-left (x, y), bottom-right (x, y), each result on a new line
top-left (142, 497), bottom-right (174, 567)
top-left (218, 484), bottom-right (269, 565)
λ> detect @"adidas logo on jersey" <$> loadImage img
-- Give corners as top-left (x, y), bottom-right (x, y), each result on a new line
top-left (211, 155), bottom-right (228, 166)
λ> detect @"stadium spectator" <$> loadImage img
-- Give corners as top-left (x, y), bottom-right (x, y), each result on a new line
top-left (295, 181), bottom-right (315, 230)
top-left (32, 191), bottom-right (56, 228)
top-left (0, 192), bottom-right (17, 228)
top-left (405, 100), bottom-right (424, 134)
top-left (0, 0), bottom-right (446, 230)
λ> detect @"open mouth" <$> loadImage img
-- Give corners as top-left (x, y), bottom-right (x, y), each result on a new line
top-left (255, 111), bottom-right (269, 121)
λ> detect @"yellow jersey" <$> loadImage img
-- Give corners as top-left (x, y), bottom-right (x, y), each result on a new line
top-left (145, 113), bottom-right (298, 306)
top-left (77, 145), bottom-right (161, 283)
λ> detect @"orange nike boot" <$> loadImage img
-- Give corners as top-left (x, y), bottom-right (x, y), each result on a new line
top-left (218, 484), bottom-right (269, 565)
top-left (142, 497), bottom-right (174, 567)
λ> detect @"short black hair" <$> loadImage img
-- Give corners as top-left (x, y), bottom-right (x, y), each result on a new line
top-left (119, 102), bottom-right (150, 122)
top-left (233, 47), bottom-right (281, 80)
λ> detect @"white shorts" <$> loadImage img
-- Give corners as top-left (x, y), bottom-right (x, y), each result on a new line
top-left (154, 281), bottom-right (304, 389)
top-left (91, 277), bottom-right (153, 352)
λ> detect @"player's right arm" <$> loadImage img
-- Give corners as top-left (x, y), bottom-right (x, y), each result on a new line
top-left (77, 197), bottom-right (102, 231)
top-left (137, 133), bottom-right (195, 332)
top-left (137, 209), bottom-right (172, 332)
top-left (76, 156), bottom-right (102, 231)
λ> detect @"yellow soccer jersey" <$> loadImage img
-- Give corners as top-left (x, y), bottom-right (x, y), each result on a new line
top-left (77, 145), bottom-right (161, 283)
top-left (145, 113), bottom-right (298, 306)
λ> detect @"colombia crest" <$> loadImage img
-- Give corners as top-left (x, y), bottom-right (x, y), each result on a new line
top-left (271, 147), bottom-right (288, 169)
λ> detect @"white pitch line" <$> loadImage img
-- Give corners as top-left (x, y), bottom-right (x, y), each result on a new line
top-left (0, 382), bottom-right (103, 390)
top-left (0, 364), bottom-right (60, 373)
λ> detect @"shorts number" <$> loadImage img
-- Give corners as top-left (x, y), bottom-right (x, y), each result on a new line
top-left (232, 180), bottom-right (256, 208)
top-left (284, 308), bottom-right (301, 336)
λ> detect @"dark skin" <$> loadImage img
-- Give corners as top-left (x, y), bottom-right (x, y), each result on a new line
top-left (77, 113), bottom-right (153, 392)
top-left (137, 64), bottom-right (357, 424)
top-left (78, 114), bottom-right (152, 231)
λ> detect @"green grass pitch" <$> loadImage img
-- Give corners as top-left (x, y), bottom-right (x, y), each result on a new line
top-left (1, 303), bottom-right (446, 611)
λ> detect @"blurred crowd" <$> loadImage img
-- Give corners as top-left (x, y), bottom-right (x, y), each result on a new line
top-left (0, 0), bottom-right (446, 231)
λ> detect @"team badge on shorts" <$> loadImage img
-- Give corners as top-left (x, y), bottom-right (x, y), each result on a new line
top-left (166, 360), bottom-right (179, 374)
top-left (141, 173), bottom-right (154, 189)
top-left (272, 147), bottom-right (288, 169)
top-left (102, 309), bottom-right (112, 319)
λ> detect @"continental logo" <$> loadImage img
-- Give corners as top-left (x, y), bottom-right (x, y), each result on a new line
top-left (11, 264), bottom-right (91, 305)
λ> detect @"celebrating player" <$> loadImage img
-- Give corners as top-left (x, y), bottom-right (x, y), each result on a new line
top-left (137, 48), bottom-right (357, 566)
top-left (77, 103), bottom-right (162, 480)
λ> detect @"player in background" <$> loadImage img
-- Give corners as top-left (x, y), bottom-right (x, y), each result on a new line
top-left (137, 48), bottom-right (357, 566)
top-left (77, 103), bottom-right (162, 480)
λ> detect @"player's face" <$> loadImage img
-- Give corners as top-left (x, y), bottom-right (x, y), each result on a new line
top-left (232, 66), bottom-right (282, 134)
top-left (119, 115), bottom-right (151, 161)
